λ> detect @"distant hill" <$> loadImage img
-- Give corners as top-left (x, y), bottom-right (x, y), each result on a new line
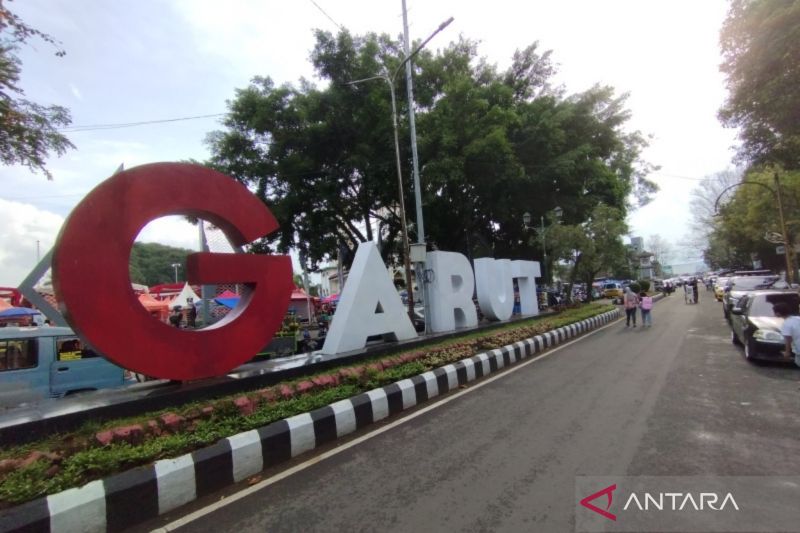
top-left (129, 242), bottom-right (194, 287)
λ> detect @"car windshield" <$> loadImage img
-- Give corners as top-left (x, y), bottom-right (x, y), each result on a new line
top-left (730, 276), bottom-right (778, 290)
top-left (751, 293), bottom-right (800, 316)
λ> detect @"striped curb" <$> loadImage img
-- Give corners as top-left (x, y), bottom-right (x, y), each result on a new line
top-left (0, 309), bottom-right (620, 533)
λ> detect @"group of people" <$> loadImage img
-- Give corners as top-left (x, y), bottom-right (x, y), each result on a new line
top-left (169, 302), bottom-right (197, 329)
top-left (622, 287), bottom-right (653, 328)
top-left (683, 278), bottom-right (700, 304)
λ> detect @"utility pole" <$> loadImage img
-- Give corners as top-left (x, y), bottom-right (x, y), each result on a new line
top-left (775, 172), bottom-right (795, 284)
top-left (346, 14), bottom-right (453, 321)
top-left (402, 2), bottom-right (451, 332)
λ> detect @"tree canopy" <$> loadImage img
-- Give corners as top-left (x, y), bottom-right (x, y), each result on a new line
top-left (545, 204), bottom-right (629, 299)
top-left (207, 29), bottom-right (656, 272)
top-left (0, 0), bottom-right (74, 179)
top-left (702, 169), bottom-right (800, 272)
top-left (719, 0), bottom-right (800, 169)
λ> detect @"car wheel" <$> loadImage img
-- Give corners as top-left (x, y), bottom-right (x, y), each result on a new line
top-left (744, 337), bottom-right (759, 362)
top-left (731, 330), bottom-right (742, 346)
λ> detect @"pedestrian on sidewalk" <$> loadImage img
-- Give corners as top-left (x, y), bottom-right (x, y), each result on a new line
top-left (623, 287), bottom-right (640, 327)
top-left (639, 291), bottom-right (653, 327)
top-left (773, 302), bottom-right (800, 368)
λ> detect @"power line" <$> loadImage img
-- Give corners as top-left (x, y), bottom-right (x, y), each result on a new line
top-left (309, 0), bottom-right (342, 30)
top-left (60, 113), bottom-right (226, 133)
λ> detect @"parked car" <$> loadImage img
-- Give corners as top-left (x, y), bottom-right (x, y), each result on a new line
top-left (603, 282), bottom-right (623, 299)
top-left (722, 275), bottom-right (785, 320)
top-left (714, 276), bottom-right (731, 301)
top-left (729, 290), bottom-right (800, 362)
top-left (0, 326), bottom-right (133, 408)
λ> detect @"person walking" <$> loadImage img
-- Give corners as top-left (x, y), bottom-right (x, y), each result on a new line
top-left (691, 278), bottom-right (699, 304)
top-left (639, 291), bottom-right (653, 327)
top-left (623, 287), bottom-right (640, 327)
top-left (169, 306), bottom-right (183, 328)
top-left (186, 298), bottom-right (197, 328)
top-left (773, 302), bottom-right (800, 368)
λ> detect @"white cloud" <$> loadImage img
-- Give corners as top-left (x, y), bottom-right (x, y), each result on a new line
top-left (136, 217), bottom-right (202, 251)
top-left (0, 199), bottom-right (64, 286)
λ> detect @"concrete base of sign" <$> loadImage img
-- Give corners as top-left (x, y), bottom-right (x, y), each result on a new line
top-left (0, 310), bottom-right (621, 532)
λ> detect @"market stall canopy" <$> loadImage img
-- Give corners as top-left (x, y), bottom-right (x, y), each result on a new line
top-left (138, 293), bottom-right (169, 321)
top-left (0, 307), bottom-right (41, 318)
top-left (214, 290), bottom-right (240, 309)
top-left (165, 282), bottom-right (201, 310)
top-left (290, 287), bottom-right (317, 301)
top-left (322, 293), bottom-right (339, 303)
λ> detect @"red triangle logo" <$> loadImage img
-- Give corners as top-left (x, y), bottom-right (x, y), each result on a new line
top-left (579, 483), bottom-right (617, 521)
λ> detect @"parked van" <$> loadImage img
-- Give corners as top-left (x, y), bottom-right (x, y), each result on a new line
top-left (0, 327), bottom-right (132, 408)
top-left (603, 282), bottom-right (624, 299)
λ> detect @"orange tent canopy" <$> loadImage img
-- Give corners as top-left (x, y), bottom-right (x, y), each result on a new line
top-left (139, 293), bottom-right (169, 321)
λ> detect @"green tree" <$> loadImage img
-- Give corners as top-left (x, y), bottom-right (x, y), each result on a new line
top-left (207, 30), bottom-right (656, 271)
top-left (129, 242), bottom-right (194, 286)
top-left (0, 1), bottom-right (74, 179)
top-left (719, 0), bottom-right (800, 169)
top-left (704, 169), bottom-right (800, 272)
top-left (544, 204), bottom-right (628, 301)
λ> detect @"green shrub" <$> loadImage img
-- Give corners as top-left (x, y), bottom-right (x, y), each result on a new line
top-left (637, 280), bottom-right (651, 292)
top-left (629, 282), bottom-right (640, 293)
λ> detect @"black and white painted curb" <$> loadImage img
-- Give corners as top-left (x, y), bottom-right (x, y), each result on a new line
top-left (0, 309), bottom-right (620, 533)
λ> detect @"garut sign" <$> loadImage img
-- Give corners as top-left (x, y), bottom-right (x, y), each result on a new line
top-left (53, 163), bottom-right (293, 381)
top-left (53, 163), bottom-right (543, 381)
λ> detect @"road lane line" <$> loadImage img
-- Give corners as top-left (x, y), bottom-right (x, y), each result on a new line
top-left (151, 316), bottom-right (621, 532)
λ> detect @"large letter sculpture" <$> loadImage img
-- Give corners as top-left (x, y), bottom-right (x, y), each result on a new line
top-left (512, 260), bottom-right (541, 316)
top-left (52, 163), bottom-right (293, 380)
top-left (319, 242), bottom-right (417, 354)
top-left (427, 251), bottom-right (478, 333)
top-left (474, 258), bottom-right (514, 321)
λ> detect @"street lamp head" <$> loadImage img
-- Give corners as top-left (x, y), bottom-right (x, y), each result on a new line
top-left (522, 212), bottom-right (532, 227)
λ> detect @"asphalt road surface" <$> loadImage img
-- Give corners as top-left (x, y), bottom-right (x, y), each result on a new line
top-left (142, 291), bottom-right (800, 532)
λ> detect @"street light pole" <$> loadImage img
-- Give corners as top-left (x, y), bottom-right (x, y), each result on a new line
top-left (541, 215), bottom-right (548, 286)
top-left (713, 177), bottom-right (795, 284)
top-left (171, 263), bottom-right (180, 284)
top-left (388, 82), bottom-right (416, 319)
top-left (402, 0), bottom-right (439, 334)
top-left (346, 16), bottom-right (453, 320)
top-left (774, 172), bottom-right (795, 284)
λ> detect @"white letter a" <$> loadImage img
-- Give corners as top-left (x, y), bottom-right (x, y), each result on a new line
top-left (320, 242), bottom-right (417, 354)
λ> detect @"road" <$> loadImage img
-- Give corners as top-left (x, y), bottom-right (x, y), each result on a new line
top-left (141, 290), bottom-right (800, 532)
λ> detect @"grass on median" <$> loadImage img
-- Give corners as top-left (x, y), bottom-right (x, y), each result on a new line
top-left (0, 303), bottom-right (613, 507)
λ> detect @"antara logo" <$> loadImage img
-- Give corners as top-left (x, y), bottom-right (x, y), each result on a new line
top-left (623, 492), bottom-right (740, 511)
top-left (579, 484), bottom-right (740, 522)
top-left (580, 484), bottom-right (617, 521)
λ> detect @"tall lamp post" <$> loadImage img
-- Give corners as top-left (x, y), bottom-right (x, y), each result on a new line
top-left (346, 16), bottom-right (453, 319)
top-left (713, 174), bottom-right (794, 284)
top-left (171, 263), bottom-right (181, 284)
top-left (523, 207), bottom-right (562, 286)
top-left (522, 206), bottom-right (564, 284)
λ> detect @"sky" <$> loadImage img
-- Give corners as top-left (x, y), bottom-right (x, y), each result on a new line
top-left (0, 0), bottom-right (738, 286)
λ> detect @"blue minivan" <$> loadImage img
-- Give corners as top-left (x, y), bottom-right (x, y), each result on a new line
top-left (0, 326), bottom-right (132, 408)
